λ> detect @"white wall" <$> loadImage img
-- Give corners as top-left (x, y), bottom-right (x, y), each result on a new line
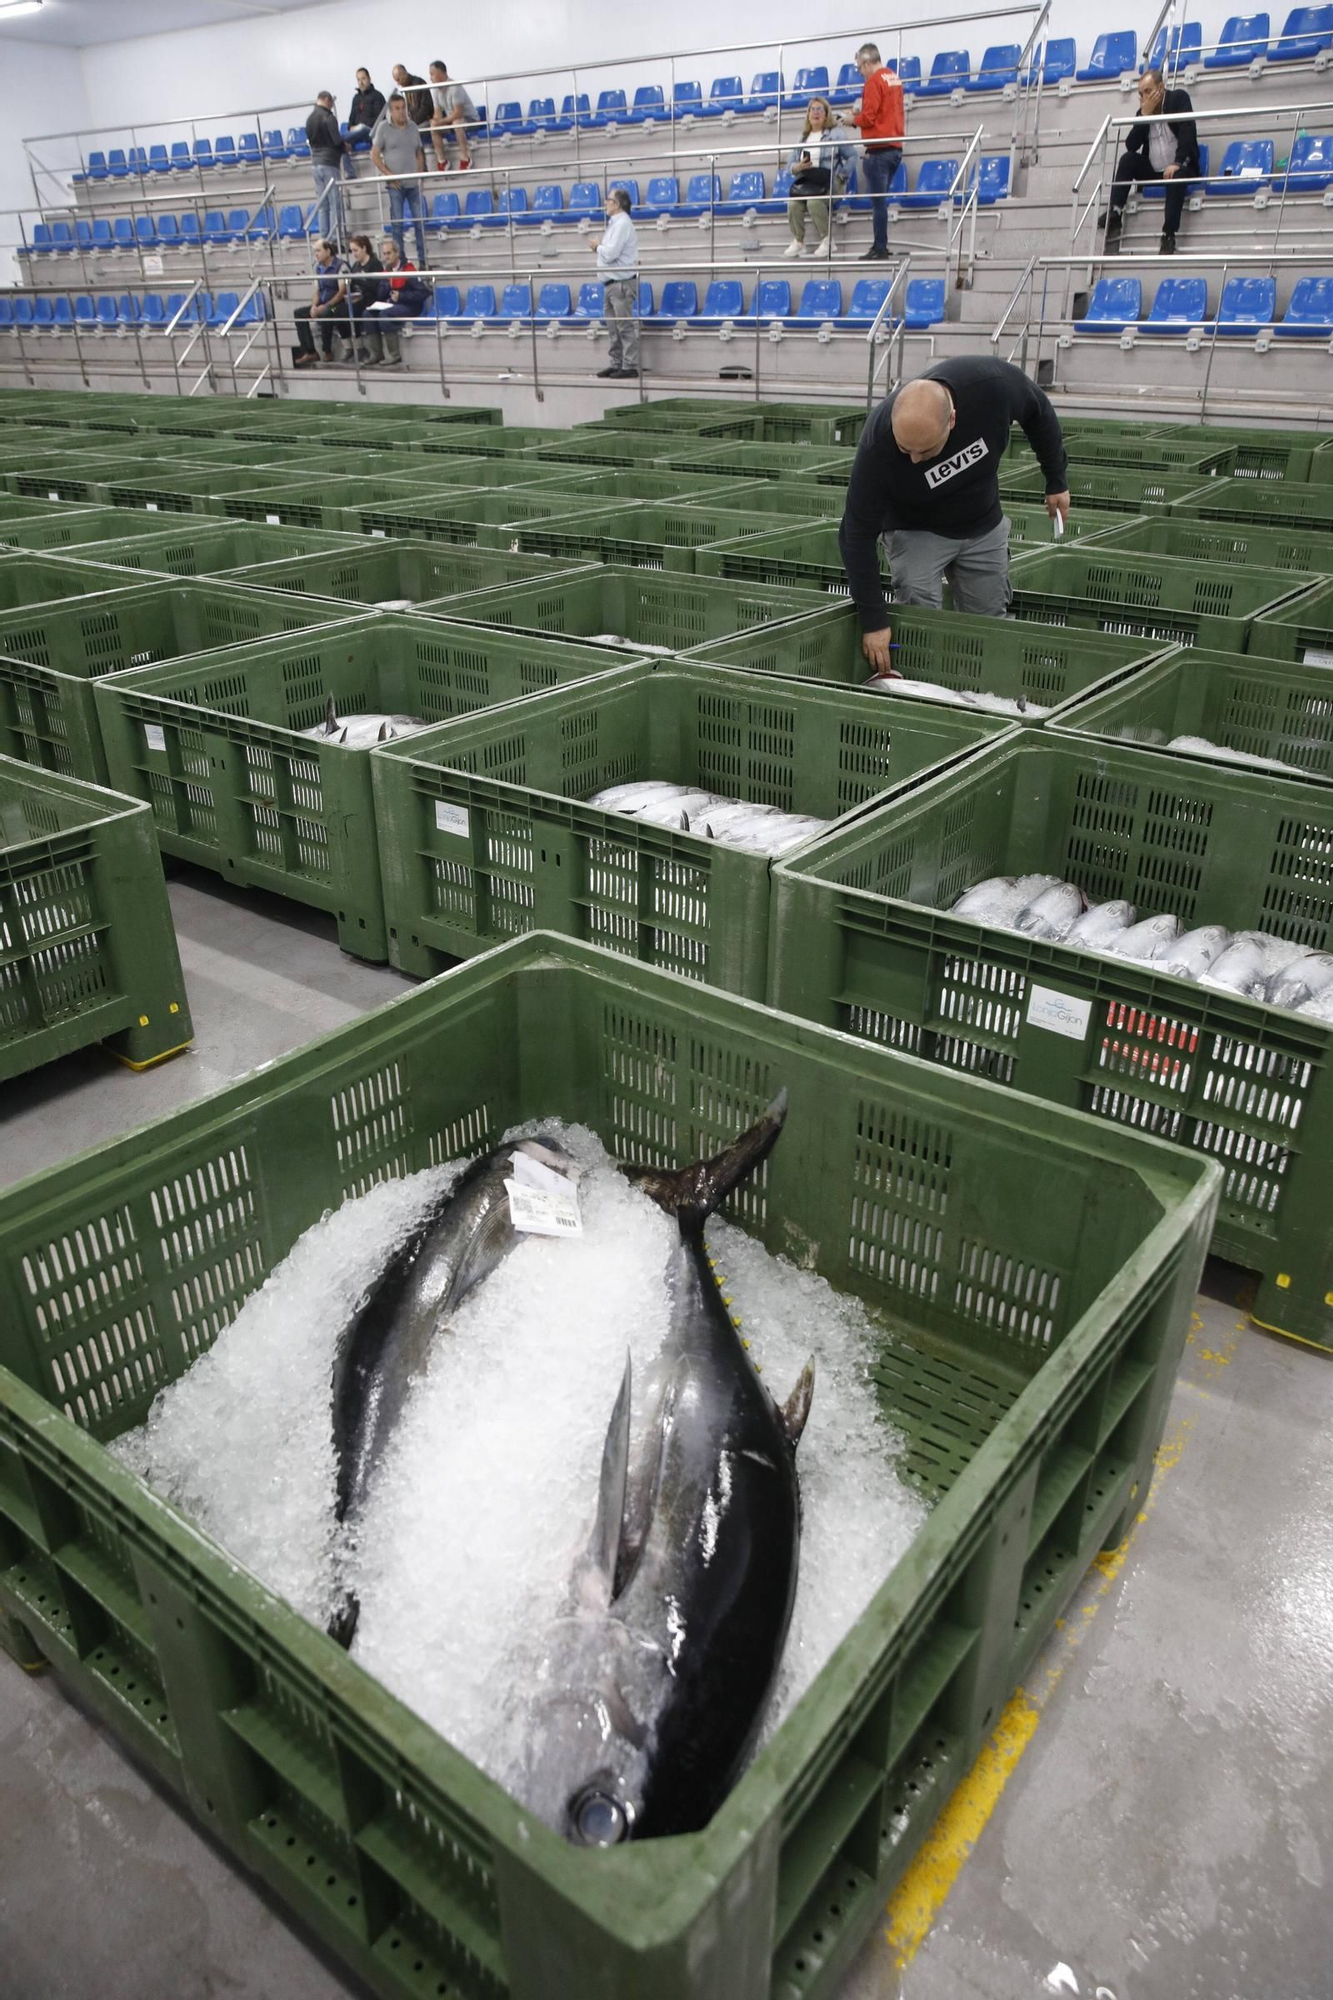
top-left (3, 40), bottom-right (91, 277)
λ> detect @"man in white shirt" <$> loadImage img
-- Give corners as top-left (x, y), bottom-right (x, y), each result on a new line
top-left (1102, 70), bottom-right (1200, 256)
top-left (591, 188), bottom-right (640, 379)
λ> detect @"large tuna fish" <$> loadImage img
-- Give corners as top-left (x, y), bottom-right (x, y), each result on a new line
top-left (523, 1095), bottom-right (812, 1845)
top-left (1015, 880), bottom-right (1087, 941)
top-left (327, 1135), bottom-right (577, 1647)
top-left (1066, 900), bottom-right (1137, 950)
top-left (1159, 925), bottom-right (1231, 981)
top-left (1105, 912), bottom-right (1183, 962)
top-left (1267, 951), bottom-right (1333, 1012)
top-left (1201, 933), bottom-right (1271, 999)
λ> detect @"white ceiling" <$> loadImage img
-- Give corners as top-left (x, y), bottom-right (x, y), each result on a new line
top-left (0, 0), bottom-right (328, 47)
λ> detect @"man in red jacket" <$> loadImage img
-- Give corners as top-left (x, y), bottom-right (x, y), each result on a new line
top-left (845, 43), bottom-right (905, 260)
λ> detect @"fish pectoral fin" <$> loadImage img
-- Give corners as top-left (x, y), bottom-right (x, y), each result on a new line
top-left (589, 1352), bottom-right (633, 1589)
top-left (779, 1360), bottom-right (815, 1449)
top-left (612, 1357), bottom-right (684, 1602)
top-left (323, 693), bottom-right (337, 735)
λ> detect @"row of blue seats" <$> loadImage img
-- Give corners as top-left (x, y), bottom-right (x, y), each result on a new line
top-left (0, 291), bottom-right (265, 333)
top-left (409, 274), bottom-right (945, 328)
top-left (1110, 132), bottom-right (1333, 200)
top-left (1077, 272), bottom-right (1333, 334)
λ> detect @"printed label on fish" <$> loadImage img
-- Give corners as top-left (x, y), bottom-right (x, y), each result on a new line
top-left (434, 799), bottom-right (470, 839)
top-left (144, 722), bottom-right (166, 752)
top-left (370, 528), bottom-right (387, 539)
top-left (1026, 984), bottom-right (1093, 1040)
top-left (265, 512), bottom-right (281, 525)
top-left (145, 501), bottom-right (158, 511)
top-left (504, 1178), bottom-right (583, 1237)
top-left (1303, 646), bottom-right (1333, 667)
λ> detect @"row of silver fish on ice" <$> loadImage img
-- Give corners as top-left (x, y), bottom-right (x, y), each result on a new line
top-left (951, 874), bottom-right (1333, 1018)
top-left (588, 781), bottom-right (831, 856)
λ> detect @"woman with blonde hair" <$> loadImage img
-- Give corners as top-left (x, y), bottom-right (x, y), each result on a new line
top-left (785, 95), bottom-right (856, 256)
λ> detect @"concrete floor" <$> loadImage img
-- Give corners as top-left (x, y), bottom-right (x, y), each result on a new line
top-left (2, 865), bottom-right (1332, 2000)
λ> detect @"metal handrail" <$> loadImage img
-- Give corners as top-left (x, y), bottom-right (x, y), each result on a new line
top-left (991, 254), bottom-right (1038, 342)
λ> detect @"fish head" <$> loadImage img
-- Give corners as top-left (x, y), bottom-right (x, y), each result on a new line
top-left (513, 1134), bottom-right (578, 1178)
top-left (523, 1613), bottom-right (665, 1845)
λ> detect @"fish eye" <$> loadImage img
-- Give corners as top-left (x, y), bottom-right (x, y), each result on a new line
top-left (568, 1786), bottom-right (632, 1846)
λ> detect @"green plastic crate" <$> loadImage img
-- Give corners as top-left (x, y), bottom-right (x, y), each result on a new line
top-left (430, 563), bottom-right (833, 648)
top-left (577, 395), bottom-right (762, 432)
top-left (0, 929), bottom-right (1217, 2000)
top-left (1050, 645), bottom-right (1333, 780)
top-left (1248, 578), bottom-right (1333, 665)
top-left (102, 467), bottom-right (315, 516)
top-left (1151, 426), bottom-right (1318, 482)
top-left (997, 465), bottom-right (1217, 515)
top-left (1308, 436), bottom-right (1333, 486)
top-left (1189, 478), bottom-right (1333, 531)
top-left (0, 750), bottom-right (190, 1077)
top-left (334, 486), bottom-right (627, 545)
top-left (0, 553), bottom-right (178, 608)
top-left (371, 659), bottom-right (1011, 990)
top-left (770, 731), bottom-right (1333, 1345)
top-left (1009, 547), bottom-right (1318, 651)
top-left (693, 601), bottom-right (1170, 713)
top-left (502, 500), bottom-right (828, 571)
top-left (240, 453), bottom-right (587, 494)
top-left (1006, 434), bottom-right (1233, 476)
top-left (0, 501), bottom-right (129, 552)
top-left (696, 442), bottom-right (854, 482)
top-left (92, 618), bottom-right (634, 957)
top-left (0, 580), bottom-right (355, 785)
top-left (522, 431), bottom-right (743, 471)
top-left (8, 452), bottom-right (178, 505)
top-left (219, 539), bottom-right (596, 606)
top-left (212, 472), bottom-right (470, 531)
top-left (1081, 513), bottom-right (1333, 572)
top-left (58, 522), bottom-right (367, 579)
top-left (409, 423), bottom-right (571, 458)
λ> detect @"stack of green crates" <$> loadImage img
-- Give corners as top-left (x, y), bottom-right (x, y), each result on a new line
top-left (1009, 546), bottom-right (1321, 650)
top-left (1084, 514), bottom-right (1333, 572)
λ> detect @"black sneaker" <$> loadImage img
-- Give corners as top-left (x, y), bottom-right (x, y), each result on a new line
top-left (596, 365), bottom-right (621, 377)
top-left (860, 246), bottom-right (890, 261)
top-left (1159, 230), bottom-right (1177, 255)
top-left (1104, 210), bottom-right (1123, 243)
top-left (618, 367), bottom-right (640, 378)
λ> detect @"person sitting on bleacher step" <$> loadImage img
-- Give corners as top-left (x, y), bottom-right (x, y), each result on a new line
top-left (429, 60), bottom-right (475, 172)
top-left (347, 233), bottom-right (388, 364)
top-left (1101, 69), bottom-right (1200, 257)
top-left (291, 237), bottom-right (350, 367)
top-left (375, 235), bottom-right (430, 367)
top-left (346, 69), bottom-right (386, 159)
top-left (785, 97), bottom-right (857, 258)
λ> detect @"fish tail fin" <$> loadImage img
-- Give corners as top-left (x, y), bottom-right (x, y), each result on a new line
top-left (622, 1091), bottom-right (788, 1233)
top-left (327, 1594), bottom-right (360, 1650)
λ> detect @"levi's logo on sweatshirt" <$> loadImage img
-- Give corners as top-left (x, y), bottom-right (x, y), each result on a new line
top-left (923, 437), bottom-right (989, 489)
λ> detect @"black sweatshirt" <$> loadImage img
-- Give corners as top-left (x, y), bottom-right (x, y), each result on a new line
top-left (305, 104), bottom-right (344, 165)
top-left (838, 357), bottom-right (1068, 630)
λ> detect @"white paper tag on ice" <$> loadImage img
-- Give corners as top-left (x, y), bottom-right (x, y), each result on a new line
top-left (145, 500), bottom-right (158, 511)
top-left (370, 527), bottom-right (386, 538)
top-left (144, 722), bottom-right (166, 752)
top-left (434, 799), bottom-right (470, 838)
top-left (510, 1149), bottom-right (575, 1198)
top-left (505, 1176), bottom-right (583, 1237)
top-left (265, 511), bottom-right (281, 524)
top-left (48, 489), bottom-right (60, 501)
top-left (1027, 985), bottom-right (1092, 1040)
top-left (1303, 645), bottom-right (1333, 667)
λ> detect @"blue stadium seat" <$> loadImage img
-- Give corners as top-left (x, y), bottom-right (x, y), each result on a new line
top-left (673, 81), bottom-right (710, 117)
top-left (49, 220), bottom-right (74, 254)
top-left (460, 190), bottom-right (495, 226)
top-left (237, 133), bottom-right (262, 167)
top-left (536, 283), bottom-right (572, 321)
top-left (967, 156), bottom-right (1012, 204)
top-left (483, 190), bottom-right (528, 227)
top-left (572, 282), bottom-right (604, 321)
top-left (903, 278), bottom-right (947, 328)
top-left (178, 214), bottom-right (202, 247)
top-left (29, 223), bottom-right (53, 256)
top-left (1275, 274), bottom-right (1333, 333)
top-left (153, 214), bottom-right (178, 248)
top-left (744, 71), bottom-right (784, 112)
top-left (73, 295), bottom-right (97, 327)
top-left (1215, 274), bottom-right (1278, 330)
top-left (1143, 22), bottom-right (1204, 67)
top-left (231, 293), bottom-right (266, 330)
top-left (193, 139), bottom-right (214, 171)
top-left (1078, 31), bottom-right (1138, 78)
top-left (112, 218), bottom-right (136, 251)
top-left (128, 147), bottom-right (148, 178)
top-left (751, 278), bottom-right (792, 321)
top-left (680, 172), bottom-right (722, 216)
top-left (12, 299), bottom-right (35, 329)
top-left (108, 149), bottom-right (130, 178)
top-left (226, 208), bottom-right (250, 240)
top-left (130, 215), bottom-right (155, 248)
top-left (899, 159), bottom-right (959, 208)
top-left (1204, 13), bottom-right (1270, 64)
top-left (554, 93), bottom-right (590, 130)
top-left (788, 65), bottom-right (830, 105)
top-left (609, 178), bottom-right (640, 207)
top-left (896, 57), bottom-right (923, 90)
top-left (32, 298), bottom-right (56, 330)
top-left (91, 218), bottom-right (114, 252)
top-left (916, 50), bottom-right (971, 96)
top-left (966, 43), bottom-right (1021, 89)
top-left (589, 89), bottom-right (627, 126)
top-left (1141, 142), bottom-right (1210, 194)
top-left (708, 75), bottom-right (744, 113)
top-left (658, 280), bottom-right (698, 320)
top-left (568, 181), bottom-right (602, 220)
top-left (1206, 138), bottom-right (1274, 194)
top-left (276, 205), bottom-right (307, 240)
top-left (642, 176), bottom-right (680, 216)
top-left (1281, 133), bottom-right (1333, 190)
top-left (51, 297), bottom-right (75, 330)
top-left (1148, 275), bottom-right (1208, 331)
top-left (203, 210), bottom-right (232, 245)
top-left (427, 192), bottom-right (460, 231)
top-left (753, 169), bottom-right (794, 216)
top-left (830, 62), bottom-right (862, 104)
top-left (844, 278), bottom-right (891, 324)
top-left (75, 218), bottom-right (94, 251)
top-left (140, 295), bottom-right (167, 328)
top-left (95, 296), bottom-right (119, 330)
top-left (526, 184), bottom-right (565, 224)
top-left (0, 298), bottom-right (14, 330)
top-left (465, 284), bottom-right (499, 319)
top-left (723, 169), bottom-right (765, 212)
top-left (798, 278), bottom-right (842, 320)
top-left (637, 280), bottom-right (655, 317)
top-left (213, 135), bottom-right (238, 168)
top-left (694, 279), bottom-right (744, 325)
top-left (527, 97), bottom-right (556, 130)
top-left (1022, 39), bottom-right (1077, 82)
top-left (86, 150), bottom-right (109, 181)
top-left (285, 127), bottom-right (310, 159)
top-left (490, 101), bottom-right (526, 138)
top-left (149, 144), bottom-right (172, 175)
top-left (1272, 4), bottom-right (1333, 53)
top-left (209, 291), bottom-right (239, 328)
top-left (263, 128), bottom-right (288, 160)
top-left (170, 141), bottom-right (193, 172)
top-left (1074, 276), bottom-right (1143, 329)
top-left (629, 86), bottom-right (668, 123)
top-left (432, 286), bottom-right (463, 320)
top-left (247, 208), bottom-right (275, 242)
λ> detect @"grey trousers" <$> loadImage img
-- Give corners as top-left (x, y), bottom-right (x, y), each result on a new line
top-left (885, 516), bottom-right (1012, 616)
top-left (603, 278), bottom-right (640, 369)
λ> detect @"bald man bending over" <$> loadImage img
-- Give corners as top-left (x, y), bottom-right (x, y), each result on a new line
top-left (839, 357), bottom-right (1070, 677)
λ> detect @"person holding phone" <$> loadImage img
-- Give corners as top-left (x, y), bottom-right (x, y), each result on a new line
top-left (785, 96), bottom-right (856, 257)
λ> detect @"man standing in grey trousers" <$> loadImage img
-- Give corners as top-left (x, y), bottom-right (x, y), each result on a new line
top-left (305, 91), bottom-right (347, 247)
top-left (592, 188), bottom-right (640, 380)
top-left (839, 357), bottom-right (1071, 677)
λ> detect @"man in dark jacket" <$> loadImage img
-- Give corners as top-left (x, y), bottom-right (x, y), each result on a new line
top-left (1103, 69), bottom-right (1200, 256)
top-left (305, 90), bottom-right (346, 246)
top-left (375, 234), bottom-right (429, 367)
top-left (839, 357), bottom-right (1069, 675)
top-left (346, 232), bottom-right (387, 362)
top-left (347, 69), bottom-right (385, 149)
top-left (391, 63), bottom-right (433, 132)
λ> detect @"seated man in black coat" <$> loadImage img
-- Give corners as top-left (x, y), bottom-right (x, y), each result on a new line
top-left (1103, 69), bottom-right (1200, 255)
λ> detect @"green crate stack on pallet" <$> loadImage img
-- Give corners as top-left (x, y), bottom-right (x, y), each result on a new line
top-left (370, 659), bottom-right (1012, 991)
top-left (1083, 513), bottom-right (1333, 572)
top-left (92, 616), bottom-right (640, 958)
top-left (0, 750), bottom-right (191, 1078)
top-left (0, 579), bottom-right (357, 784)
top-left (0, 933), bottom-right (1219, 2000)
top-left (1009, 546), bottom-right (1321, 651)
top-left (219, 538), bottom-right (597, 606)
top-left (1049, 647), bottom-right (1333, 777)
top-left (692, 599), bottom-right (1172, 710)
top-left (41, 520), bottom-right (367, 577)
top-left (769, 731), bottom-right (1333, 1347)
top-left (429, 562), bottom-right (832, 645)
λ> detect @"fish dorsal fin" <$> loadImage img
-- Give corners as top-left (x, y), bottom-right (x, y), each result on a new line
top-left (678, 810), bottom-right (689, 832)
top-left (589, 1352), bottom-right (632, 1592)
top-left (339, 726), bottom-right (348, 744)
top-left (323, 694), bottom-right (338, 735)
top-left (378, 720), bottom-right (391, 743)
top-left (779, 1361), bottom-right (815, 1449)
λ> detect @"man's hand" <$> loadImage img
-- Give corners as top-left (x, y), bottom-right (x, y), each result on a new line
top-left (1162, 164), bottom-right (1179, 179)
top-left (1045, 490), bottom-right (1071, 529)
top-left (861, 627), bottom-right (899, 677)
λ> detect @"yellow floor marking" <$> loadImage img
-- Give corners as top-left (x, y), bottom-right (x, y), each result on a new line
top-left (882, 1305), bottom-right (1240, 1971)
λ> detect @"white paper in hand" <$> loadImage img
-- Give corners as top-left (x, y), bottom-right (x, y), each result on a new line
top-left (1052, 509), bottom-right (1064, 539)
